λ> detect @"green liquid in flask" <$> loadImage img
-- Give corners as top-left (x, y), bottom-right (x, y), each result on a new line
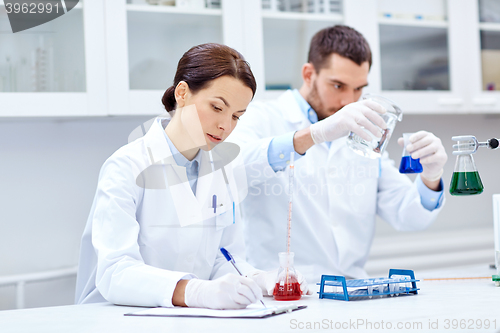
top-left (449, 171), bottom-right (484, 196)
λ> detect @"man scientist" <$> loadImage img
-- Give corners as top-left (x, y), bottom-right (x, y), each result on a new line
top-left (228, 25), bottom-right (448, 282)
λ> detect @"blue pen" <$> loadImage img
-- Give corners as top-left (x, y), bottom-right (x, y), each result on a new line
top-left (220, 247), bottom-right (266, 308)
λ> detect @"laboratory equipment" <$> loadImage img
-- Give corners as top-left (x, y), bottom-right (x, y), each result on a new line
top-left (273, 252), bottom-right (302, 301)
top-left (273, 153), bottom-right (301, 301)
top-left (493, 194), bottom-right (500, 286)
top-left (399, 133), bottom-right (423, 174)
top-left (318, 269), bottom-right (419, 301)
top-left (347, 94), bottom-right (403, 159)
top-left (449, 135), bottom-right (499, 196)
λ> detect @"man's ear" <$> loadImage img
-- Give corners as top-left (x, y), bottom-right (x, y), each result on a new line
top-left (174, 81), bottom-right (189, 108)
top-left (302, 63), bottom-right (316, 87)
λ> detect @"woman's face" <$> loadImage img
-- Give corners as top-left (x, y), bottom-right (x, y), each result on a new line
top-left (176, 76), bottom-right (253, 149)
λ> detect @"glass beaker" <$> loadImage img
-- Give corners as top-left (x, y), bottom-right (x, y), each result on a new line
top-left (449, 141), bottom-right (484, 196)
top-left (273, 252), bottom-right (302, 301)
top-left (399, 133), bottom-right (423, 174)
top-left (346, 94), bottom-right (403, 159)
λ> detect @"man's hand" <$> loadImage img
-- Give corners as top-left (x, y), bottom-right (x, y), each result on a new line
top-left (398, 131), bottom-right (448, 190)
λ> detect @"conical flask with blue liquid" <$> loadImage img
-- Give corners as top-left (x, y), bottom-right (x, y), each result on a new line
top-left (399, 133), bottom-right (423, 174)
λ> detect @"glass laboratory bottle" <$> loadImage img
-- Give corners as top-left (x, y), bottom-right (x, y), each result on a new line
top-left (273, 252), bottom-right (302, 301)
top-left (347, 94), bottom-right (403, 159)
top-left (449, 144), bottom-right (484, 196)
top-left (399, 133), bottom-right (423, 174)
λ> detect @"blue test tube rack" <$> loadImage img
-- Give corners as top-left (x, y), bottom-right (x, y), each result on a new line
top-left (318, 269), bottom-right (419, 301)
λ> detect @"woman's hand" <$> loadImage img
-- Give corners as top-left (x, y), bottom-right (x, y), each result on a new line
top-left (183, 274), bottom-right (262, 309)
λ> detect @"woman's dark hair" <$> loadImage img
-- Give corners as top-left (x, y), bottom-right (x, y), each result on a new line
top-left (308, 25), bottom-right (372, 73)
top-left (162, 43), bottom-right (257, 112)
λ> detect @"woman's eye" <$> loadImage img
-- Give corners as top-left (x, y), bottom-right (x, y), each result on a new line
top-left (212, 105), bottom-right (222, 111)
top-left (232, 115), bottom-right (240, 121)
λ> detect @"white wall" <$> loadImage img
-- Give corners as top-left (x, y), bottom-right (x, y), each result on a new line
top-left (0, 113), bottom-right (499, 310)
top-left (0, 116), bottom-right (150, 310)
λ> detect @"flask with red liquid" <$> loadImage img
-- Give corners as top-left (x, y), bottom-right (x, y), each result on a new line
top-left (273, 252), bottom-right (302, 301)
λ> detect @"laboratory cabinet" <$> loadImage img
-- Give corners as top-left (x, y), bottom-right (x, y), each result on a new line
top-left (0, 0), bottom-right (107, 116)
top-left (1, 0), bottom-right (500, 116)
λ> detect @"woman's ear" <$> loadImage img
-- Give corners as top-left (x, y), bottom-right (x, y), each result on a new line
top-left (174, 81), bottom-right (189, 108)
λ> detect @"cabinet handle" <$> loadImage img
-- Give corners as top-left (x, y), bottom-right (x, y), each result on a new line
top-left (473, 98), bottom-right (496, 106)
top-left (438, 98), bottom-right (463, 106)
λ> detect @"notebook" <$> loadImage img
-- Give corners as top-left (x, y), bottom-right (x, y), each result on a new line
top-left (125, 303), bottom-right (307, 319)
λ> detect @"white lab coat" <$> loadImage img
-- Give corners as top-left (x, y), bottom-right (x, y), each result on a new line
top-left (75, 117), bottom-right (253, 307)
top-left (228, 90), bottom-right (443, 282)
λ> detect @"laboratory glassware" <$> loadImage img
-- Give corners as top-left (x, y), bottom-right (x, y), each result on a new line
top-left (318, 269), bottom-right (419, 301)
top-left (399, 133), bottom-right (423, 174)
top-left (286, 152), bottom-right (294, 256)
top-left (449, 140), bottom-right (484, 196)
top-left (451, 135), bottom-right (499, 154)
top-left (493, 194), bottom-right (500, 286)
top-left (347, 94), bottom-right (403, 159)
top-left (273, 252), bottom-right (302, 301)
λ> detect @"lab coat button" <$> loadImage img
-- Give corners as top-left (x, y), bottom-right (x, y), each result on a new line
top-left (279, 153), bottom-right (285, 159)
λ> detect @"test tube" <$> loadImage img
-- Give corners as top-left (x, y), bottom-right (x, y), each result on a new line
top-left (365, 279), bottom-right (373, 298)
top-left (494, 194), bottom-right (500, 286)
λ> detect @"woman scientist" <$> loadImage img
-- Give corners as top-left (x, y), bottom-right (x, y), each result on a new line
top-left (75, 43), bottom-right (310, 309)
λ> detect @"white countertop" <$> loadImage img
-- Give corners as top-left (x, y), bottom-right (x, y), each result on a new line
top-left (1, 264), bottom-right (499, 333)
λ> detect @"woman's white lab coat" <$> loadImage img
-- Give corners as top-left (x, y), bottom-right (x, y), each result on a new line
top-left (227, 90), bottom-right (444, 282)
top-left (75, 117), bottom-right (253, 307)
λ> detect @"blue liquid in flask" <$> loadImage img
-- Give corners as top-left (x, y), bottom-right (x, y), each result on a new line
top-left (399, 156), bottom-right (423, 174)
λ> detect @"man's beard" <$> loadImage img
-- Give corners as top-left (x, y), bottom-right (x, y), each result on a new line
top-left (305, 81), bottom-right (339, 121)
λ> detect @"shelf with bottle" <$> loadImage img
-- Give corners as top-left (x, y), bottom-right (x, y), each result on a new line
top-left (125, 0), bottom-right (221, 15)
top-left (378, 17), bottom-right (447, 28)
top-left (126, 4), bottom-right (221, 15)
top-left (377, 0), bottom-right (447, 28)
top-left (261, 0), bottom-right (342, 21)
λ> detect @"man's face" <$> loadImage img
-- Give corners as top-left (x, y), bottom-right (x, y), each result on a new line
top-left (306, 53), bottom-right (370, 120)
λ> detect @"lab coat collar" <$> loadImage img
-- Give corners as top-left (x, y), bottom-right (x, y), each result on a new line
top-left (141, 116), bottom-right (229, 229)
top-left (142, 115), bottom-right (177, 166)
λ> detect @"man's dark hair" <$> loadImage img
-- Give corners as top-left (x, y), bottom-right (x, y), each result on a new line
top-left (308, 25), bottom-right (372, 73)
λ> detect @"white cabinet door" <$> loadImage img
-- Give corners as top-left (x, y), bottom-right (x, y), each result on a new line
top-left (259, 0), bottom-right (344, 100)
top-left (0, 0), bottom-right (107, 116)
top-left (346, 0), bottom-right (461, 114)
top-left (473, 0), bottom-right (500, 112)
top-left (105, 0), bottom-right (224, 116)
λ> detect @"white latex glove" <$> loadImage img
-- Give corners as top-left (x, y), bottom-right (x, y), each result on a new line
top-left (397, 130), bottom-right (448, 182)
top-left (309, 100), bottom-right (387, 145)
top-left (184, 274), bottom-right (263, 309)
top-left (246, 269), bottom-right (314, 296)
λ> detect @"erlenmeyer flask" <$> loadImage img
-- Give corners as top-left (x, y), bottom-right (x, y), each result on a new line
top-left (273, 252), bottom-right (301, 301)
top-left (449, 142), bottom-right (484, 195)
top-left (399, 133), bottom-right (423, 174)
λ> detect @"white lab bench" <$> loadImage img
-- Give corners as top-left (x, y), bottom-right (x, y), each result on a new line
top-left (0, 264), bottom-right (498, 333)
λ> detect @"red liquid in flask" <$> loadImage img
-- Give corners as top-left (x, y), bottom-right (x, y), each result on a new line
top-left (273, 279), bottom-right (302, 301)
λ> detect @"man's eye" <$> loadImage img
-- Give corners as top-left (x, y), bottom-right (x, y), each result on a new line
top-left (334, 84), bottom-right (342, 89)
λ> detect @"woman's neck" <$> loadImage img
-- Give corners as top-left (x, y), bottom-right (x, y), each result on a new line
top-left (165, 113), bottom-right (200, 161)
